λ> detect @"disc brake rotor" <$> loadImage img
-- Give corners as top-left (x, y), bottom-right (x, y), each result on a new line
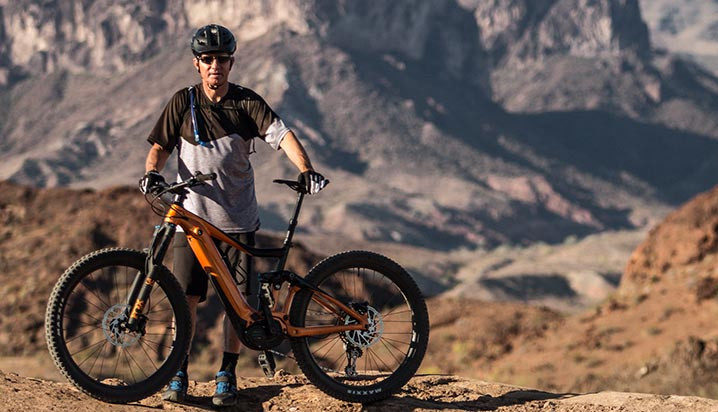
top-left (342, 306), bottom-right (383, 348)
top-left (102, 304), bottom-right (141, 347)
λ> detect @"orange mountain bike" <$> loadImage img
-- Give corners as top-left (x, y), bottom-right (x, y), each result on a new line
top-left (45, 172), bottom-right (429, 404)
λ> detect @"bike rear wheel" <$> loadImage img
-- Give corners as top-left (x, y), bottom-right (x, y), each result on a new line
top-left (289, 251), bottom-right (429, 403)
top-left (45, 248), bottom-right (190, 403)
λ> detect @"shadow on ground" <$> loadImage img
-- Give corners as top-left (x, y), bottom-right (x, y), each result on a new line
top-left (360, 375), bottom-right (569, 411)
top-left (171, 385), bottom-right (286, 411)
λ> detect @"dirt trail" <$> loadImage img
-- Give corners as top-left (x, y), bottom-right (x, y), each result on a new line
top-left (3, 370), bottom-right (717, 412)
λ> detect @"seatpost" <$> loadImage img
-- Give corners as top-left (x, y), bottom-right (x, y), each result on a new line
top-left (276, 191), bottom-right (304, 270)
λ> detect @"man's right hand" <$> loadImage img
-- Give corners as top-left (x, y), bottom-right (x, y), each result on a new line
top-left (139, 170), bottom-right (168, 195)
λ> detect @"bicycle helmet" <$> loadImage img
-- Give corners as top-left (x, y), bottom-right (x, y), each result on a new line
top-left (190, 24), bottom-right (236, 56)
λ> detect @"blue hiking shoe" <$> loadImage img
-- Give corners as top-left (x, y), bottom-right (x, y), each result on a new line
top-left (212, 371), bottom-right (238, 407)
top-left (161, 370), bottom-right (188, 402)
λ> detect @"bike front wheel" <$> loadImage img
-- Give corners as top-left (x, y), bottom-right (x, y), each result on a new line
top-left (45, 248), bottom-right (191, 403)
top-left (289, 251), bottom-right (429, 403)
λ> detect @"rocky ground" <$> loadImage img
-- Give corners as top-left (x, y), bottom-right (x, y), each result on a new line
top-left (4, 370), bottom-right (718, 412)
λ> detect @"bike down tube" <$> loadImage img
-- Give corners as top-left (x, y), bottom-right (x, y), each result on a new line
top-left (163, 205), bottom-right (259, 323)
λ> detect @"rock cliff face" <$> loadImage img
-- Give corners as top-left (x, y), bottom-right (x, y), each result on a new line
top-left (1, 0), bottom-right (718, 252)
top-left (0, 0), bottom-right (650, 93)
top-left (639, 0), bottom-right (718, 76)
top-left (468, 0), bottom-right (649, 64)
top-left (0, 1), bottom-right (490, 87)
top-left (621, 184), bottom-right (718, 296)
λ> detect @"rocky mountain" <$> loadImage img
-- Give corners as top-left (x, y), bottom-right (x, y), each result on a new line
top-left (2, 0), bottom-right (718, 254)
top-left (639, 0), bottom-right (718, 76)
top-left (463, 182), bottom-right (718, 397)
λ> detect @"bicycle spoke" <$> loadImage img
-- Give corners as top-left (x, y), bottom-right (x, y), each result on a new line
top-left (149, 293), bottom-right (169, 310)
top-left (317, 336), bottom-right (342, 362)
top-left (87, 341), bottom-right (108, 377)
top-left (375, 282), bottom-right (401, 312)
top-left (365, 346), bottom-right (380, 373)
top-left (99, 343), bottom-right (108, 378)
top-left (111, 267), bottom-right (120, 306)
top-left (85, 272), bottom-right (112, 309)
top-left (123, 348), bottom-right (137, 384)
top-left (113, 347), bottom-right (121, 378)
top-left (381, 336), bottom-right (411, 345)
top-left (141, 337), bottom-right (173, 350)
top-left (65, 327), bottom-right (102, 344)
top-left (138, 339), bottom-right (159, 370)
top-left (382, 308), bottom-right (412, 318)
top-left (77, 339), bottom-right (108, 369)
top-left (72, 293), bottom-right (109, 315)
top-left (380, 339), bottom-right (403, 365)
top-left (147, 308), bottom-right (173, 314)
top-left (353, 268), bottom-right (358, 300)
top-left (71, 339), bottom-right (107, 357)
top-left (63, 316), bottom-right (101, 328)
top-left (381, 337), bottom-right (409, 362)
top-left (311, 335), bottom-right (340, 355)
top-left (368, 346), bottom-right (392, 373)
top-left (125, 267), bottom-right (129, 311)
top-left (329, 347), bottom-right (346, 370)
top-left (125, 347), bottom-right (149, 380)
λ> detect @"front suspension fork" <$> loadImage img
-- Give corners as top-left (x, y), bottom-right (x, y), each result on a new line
top-left (126, 223), bottom-right (176, 329)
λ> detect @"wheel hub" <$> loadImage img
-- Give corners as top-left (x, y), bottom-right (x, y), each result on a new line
top-left (342, 305), bottom-right (383, 348)
top-left (102, 304), bottom-right (141, 347)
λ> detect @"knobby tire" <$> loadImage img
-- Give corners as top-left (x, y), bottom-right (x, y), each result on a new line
top-left (289, 250), bottom-right (429, 403)
top-left (45, 248), bottom-right (191, 403)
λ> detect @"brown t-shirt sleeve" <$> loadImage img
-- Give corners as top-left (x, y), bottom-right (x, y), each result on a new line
top-left (240, 88), bottom-right (291, 150)
top-left (242, 90), bottom-right (280, 137)
top-left (147, 88), bottom-right (189, 152)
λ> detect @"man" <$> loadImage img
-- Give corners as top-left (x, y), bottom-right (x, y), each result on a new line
top-left (139, 24), bottom-right (327, 407)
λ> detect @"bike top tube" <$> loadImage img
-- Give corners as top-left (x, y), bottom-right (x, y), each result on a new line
top-left (157, 172), bottom-right (308, 264)
top-left (163, 204), bottom-right (285, 259)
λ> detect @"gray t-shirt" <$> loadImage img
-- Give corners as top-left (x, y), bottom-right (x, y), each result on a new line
top-left (147, 83), bottom-right (290, 232)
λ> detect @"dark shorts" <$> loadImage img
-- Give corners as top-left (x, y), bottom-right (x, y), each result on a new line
top-left (173, 231), bottom-right (256, 305)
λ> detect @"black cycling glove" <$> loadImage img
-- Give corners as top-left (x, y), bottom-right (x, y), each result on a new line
top-left (298, 170), bottom-right (328, 195)
top-left (139, 170), bottom-right (168, 195)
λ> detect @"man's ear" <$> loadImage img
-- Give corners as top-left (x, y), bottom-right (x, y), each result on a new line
top-left (193, 57), bottom-right (200, 73)
top-left (229, 56), bottom-right (235, 70)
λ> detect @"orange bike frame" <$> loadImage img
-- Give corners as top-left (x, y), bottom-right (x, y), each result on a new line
top-left (162, 204), bottom-right (369, 337)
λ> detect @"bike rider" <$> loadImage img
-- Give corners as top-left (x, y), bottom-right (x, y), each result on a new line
top-left (139, 24), bottom-right (327, 407)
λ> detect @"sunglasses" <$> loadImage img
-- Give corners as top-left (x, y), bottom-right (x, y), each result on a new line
top-left (198, 55), bottom-right (232, 65)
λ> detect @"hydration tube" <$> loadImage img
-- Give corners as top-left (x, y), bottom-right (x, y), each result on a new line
top-left (188, 86), bottom-right (209, 147)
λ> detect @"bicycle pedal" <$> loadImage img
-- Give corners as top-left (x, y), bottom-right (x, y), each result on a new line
top-left (258, 352), bottom-right (276, 378)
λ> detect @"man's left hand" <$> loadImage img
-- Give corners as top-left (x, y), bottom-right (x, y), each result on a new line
top-left (299, 171), bottom-right (329, 194)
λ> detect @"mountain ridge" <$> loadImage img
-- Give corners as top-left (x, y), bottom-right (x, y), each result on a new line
top-left (2, 0), bottom-right (718, 253)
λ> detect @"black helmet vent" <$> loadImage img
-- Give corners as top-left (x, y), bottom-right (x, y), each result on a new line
top-left (191, 24), bottom-right (236, 56)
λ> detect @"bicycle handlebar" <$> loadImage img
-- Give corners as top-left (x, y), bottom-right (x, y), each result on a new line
top-left (160, 171), bottom-right (217, 197)
top-left (156, 172), bottom-right (325, 205)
